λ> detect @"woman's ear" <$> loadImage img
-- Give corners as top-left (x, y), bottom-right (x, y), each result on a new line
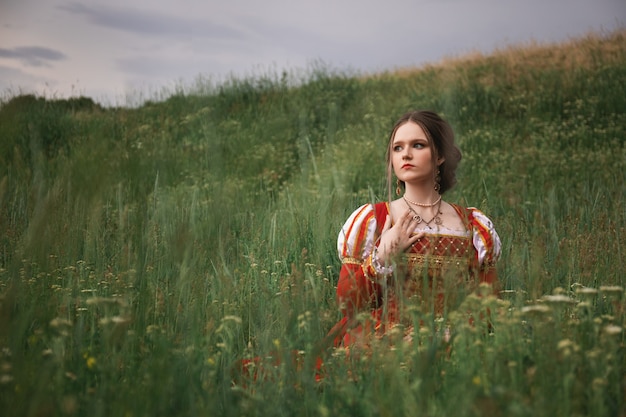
top-left (437, 157), bottom-right (445, 166)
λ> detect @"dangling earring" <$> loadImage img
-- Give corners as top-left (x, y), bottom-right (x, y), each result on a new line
top-left (434, 169), bottom-right (441, 193)
top-left (396, 178), bottom-right (403, 196)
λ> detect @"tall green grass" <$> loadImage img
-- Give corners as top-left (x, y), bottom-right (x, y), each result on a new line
top-left (0, 30), bottom-right (624, 416)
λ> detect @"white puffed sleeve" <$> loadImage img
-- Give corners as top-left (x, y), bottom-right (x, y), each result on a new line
top-left (469, 208), bottom-right (502, 267)
top-left (337, 204), bottom-right (379, 262)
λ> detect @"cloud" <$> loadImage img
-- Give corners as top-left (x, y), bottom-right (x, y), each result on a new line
top-left (0, 46), bottom-right (67, 67)
top-left (58, 2), bottom-right (246, 40)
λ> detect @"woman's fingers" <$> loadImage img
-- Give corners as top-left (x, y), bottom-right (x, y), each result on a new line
top-left (404, 210), bottom-right (420, 230)
top-left (380, 210), bottom-right (425, 255)
top-left (390, 210), bottom-right (419, 250)
top-left (397, 209), bottom-right (414, 230)
top-left (409, 230), bottom-right (425, 245)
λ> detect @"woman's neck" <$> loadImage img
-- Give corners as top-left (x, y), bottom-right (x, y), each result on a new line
top-left (402, 186), bottom-right (441, 206)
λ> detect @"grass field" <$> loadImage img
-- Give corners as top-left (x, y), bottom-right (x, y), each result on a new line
top-left (0, 29), bottom-right (624, 416)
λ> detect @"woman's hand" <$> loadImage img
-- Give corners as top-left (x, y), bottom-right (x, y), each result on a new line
top-left (376, 211), bottom-right (424, 265)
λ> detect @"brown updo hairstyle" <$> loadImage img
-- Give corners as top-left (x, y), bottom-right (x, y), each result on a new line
top-left (386, 110), bottom-right (462, 197)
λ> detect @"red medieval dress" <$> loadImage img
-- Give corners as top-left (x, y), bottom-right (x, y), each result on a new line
top-left (238, 201), bottom-right (501, 382)
top-left (327, 201), bottom-right (501, 348)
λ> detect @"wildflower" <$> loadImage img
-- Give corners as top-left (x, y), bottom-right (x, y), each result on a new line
top-left (586, 349), bottom-right (601, 360)
top-left (599, 286), bottom-right (623, 295)
top-left (600, 314), bottom-right (615, 323)
top-left (576, 301), bottom-right (592, 310)
top-left (331, 347), bottom-right (348, 358)
top-left (85, 356), bottom-right (96, 370)
top-left (85, 297), bottom-right (124, 306)
top-left (575, 287), bottom-right (598, 297)
top-left (472, 376), bottom-right (481, 386)
top-left (273, 339), bottom-right (281, 349)
top-left (603, 325), bottom-right (622, 336)
top-left (50, 318), bottom-right (72, 328)
top-left (592, 378), bottom-right (608, 390)
top-left (146, 325), bottom-right (160, 334)
top-left (542, 294), bottom-right (576, 305)
top-left (387, 324), bottom-right (404, 337)
top-left (100, 316), bottom-right (131, 326)
top-left (0, 375), bottom-right (14, 384)
top-left (557, 339), bottom-right (576, 350)
top-left (521, 304), bottom-right (551, 315)
top-left (499, 289), bottom-right (517, 296)
top-left (419, 326), bottom-right (431, 335)
top-left (477, 282), bottom-right (493, 297)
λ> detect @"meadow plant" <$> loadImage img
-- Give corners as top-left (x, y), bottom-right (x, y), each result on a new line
top-left (0, 29), bottom-right (624, 416)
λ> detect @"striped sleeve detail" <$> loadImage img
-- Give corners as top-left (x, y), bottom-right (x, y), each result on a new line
top-left (468, 207), bottom-right (502, 267)
top-left (337, 204), bottom-right (378, 261)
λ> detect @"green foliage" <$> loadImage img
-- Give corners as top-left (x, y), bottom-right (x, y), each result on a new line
top-left (0, 94), bottom-right (102, 164)
top-left (0, 30), bottom-right (625, 416)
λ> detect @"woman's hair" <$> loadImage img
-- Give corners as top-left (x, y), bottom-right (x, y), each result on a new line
top-left (386, 110), bottom-right (462, 197)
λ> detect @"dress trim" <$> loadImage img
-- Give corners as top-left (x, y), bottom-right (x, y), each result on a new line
top-left (405, 253), bottom-right (471, 268)
top-left (341, 257), bottom-right (363, 265)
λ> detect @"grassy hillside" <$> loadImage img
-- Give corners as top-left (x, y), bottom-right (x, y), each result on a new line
top-left (0, 29), bottom-right (624, 416)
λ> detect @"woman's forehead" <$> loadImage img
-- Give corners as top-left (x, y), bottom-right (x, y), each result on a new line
top-left (393, 121), bottom-right (427, 141)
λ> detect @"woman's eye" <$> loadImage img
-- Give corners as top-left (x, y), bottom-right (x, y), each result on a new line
top-left (393, 146), bottom-right (402, 152)
top-left (414, 143), bottom-right (425, 149)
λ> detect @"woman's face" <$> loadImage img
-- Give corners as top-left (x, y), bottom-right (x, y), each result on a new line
top-left (391, 121), bottom-right (439, 186)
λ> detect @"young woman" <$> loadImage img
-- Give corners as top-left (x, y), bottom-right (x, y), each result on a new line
top-left (238, 110), bottom-right (501, 382)
top-left (329, 110), bottom-right (501, 348)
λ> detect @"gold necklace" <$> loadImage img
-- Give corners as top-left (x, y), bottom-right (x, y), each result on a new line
top-left (403, 194), bottom-right (441, 207)
top-left (404, 198), bottom-right (443, 228)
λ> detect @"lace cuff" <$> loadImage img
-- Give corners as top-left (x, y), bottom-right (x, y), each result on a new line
top-left (362, 246), bottom-right (394, 279)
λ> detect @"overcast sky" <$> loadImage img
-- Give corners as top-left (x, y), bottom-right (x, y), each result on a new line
top-left (1, 0), bottom-right (624, 106)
